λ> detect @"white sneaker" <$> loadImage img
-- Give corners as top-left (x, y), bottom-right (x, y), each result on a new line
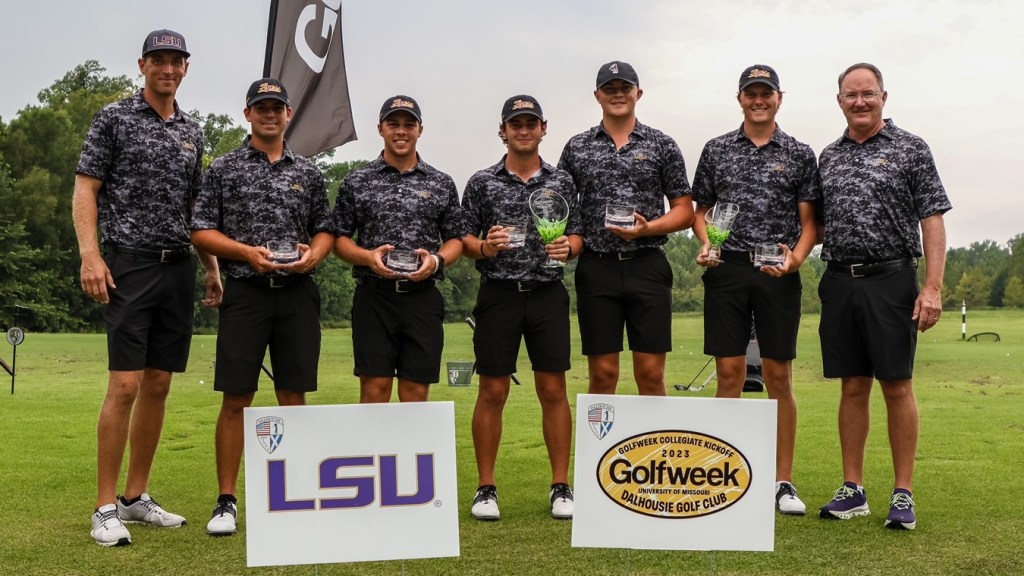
top-left (117, 493), bottom-right (187, 527)
top-left (207, 501), bottom-right (238, 535)
top-left (91, 504), bottom-right (131, 547)
top-left (471, 485), bottom-right (500, 521)
top-left (550, 483), bottom-right (574, 519)
top-left (776, 481), bottom-right (807, 516)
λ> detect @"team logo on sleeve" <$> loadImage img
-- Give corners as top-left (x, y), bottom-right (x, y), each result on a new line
top-left (588, 403), bottom-right (615, 440)
top-left (256, 416), bottom-right (285, 454)
top-left (290, 183), bottom-right (305, 192)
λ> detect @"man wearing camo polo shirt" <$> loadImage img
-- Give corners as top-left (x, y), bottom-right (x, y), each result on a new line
top-left (817, 63), bottom-right (951, 531)
top-left (691, 65), bottom-right (820, 517)
top-left (74, 29), bottom-right (222, 547)
top-left (462, 95), bottom-right (580, 522)
top-left (191, 78), bottom-right (335, 536)
top-left (558, 61), bottom-right (694, 397)
top-left (334, 95), bottom-right (465, 403)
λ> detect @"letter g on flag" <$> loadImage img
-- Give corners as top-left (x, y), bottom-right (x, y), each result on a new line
top-left (295, 0), bottom-right (342, 73)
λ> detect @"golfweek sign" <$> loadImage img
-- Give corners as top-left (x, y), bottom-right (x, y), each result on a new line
top-left (573, 395), bottom-right (778, 551)
top-left (243, 403), bottom-right (459, 567)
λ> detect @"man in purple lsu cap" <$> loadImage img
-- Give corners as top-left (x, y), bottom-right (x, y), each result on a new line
top-left (75, 28), bottom-right (222, 546)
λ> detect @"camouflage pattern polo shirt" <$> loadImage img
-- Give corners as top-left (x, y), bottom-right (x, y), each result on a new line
top-left (819, 119), bottom-right (952, 263)
top-left (76, 89), bottom-right (203, 248)
top-left (192, 137), bottom-right (334, 279)
top-left (462, 156), bottom-right (580, 282)
top-left (334, 154), bottom-right (466, 280)
top-left (691, 124), bottom-right (821, 251)
top-left (557, 120), bottom-right (691, 253)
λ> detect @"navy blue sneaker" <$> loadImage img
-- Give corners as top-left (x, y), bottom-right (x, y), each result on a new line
top-left (884, 489), bottom-right (916, 530)
top-left (819, 481), bottom-right (870, 520)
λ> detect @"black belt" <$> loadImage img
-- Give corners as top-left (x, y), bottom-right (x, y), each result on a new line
top-left (483, 279), bottom-right (559, 292)
top-left (357, 276), bottom-right (436, 293)
top-left (233, 274), bottom-right (308, 289)
top-left (827, 258), bottom-right (918, 278)
top-left (102, 244), bottom-right (194, 263)
top-left (589, 247), bottom-right (660, 260)
top-left (719, 250), bottom-right (755, 263)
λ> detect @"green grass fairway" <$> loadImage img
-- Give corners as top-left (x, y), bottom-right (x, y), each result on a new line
top-left (1, 311), bottom-right (1022, 575)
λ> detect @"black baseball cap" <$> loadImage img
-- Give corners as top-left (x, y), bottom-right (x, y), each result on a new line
top-left (246, 78), bottom-right (290, 107)
top-left (142, 29), bottom-right (190, 58)
top-left (501, 95), bottom-right (544, 123)
top-left (738, 65), bottom-right (780, 91)
top-left (379, 95), bottom-right (422, 122)
top-left (596, 61), bottom-right (639, 88)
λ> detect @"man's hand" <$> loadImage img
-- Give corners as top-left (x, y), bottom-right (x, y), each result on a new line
top-left (80, 251), bottom-right (116, 304)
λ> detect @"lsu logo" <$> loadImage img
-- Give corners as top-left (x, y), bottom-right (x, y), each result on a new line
top-left (634, 153), bottom-right (649, 162)
top-left (876, 157), bottom-right (889, 166)
top-left (267, 454), bottom-right (437, 511)
top-left (151, 34), bottom-right (184, 51)
top-left (588, 403), bottom-right (615, 440)
top-left (772, 164), bottom-right (785, 172)
top-left (415, 190), bottom-right (432, 199)
top-left (290, 183), bottom-right (305, 192)
top-left (256, 416), bottom-right (284, 454)
top-left (596, 430), bottom-right (752, 518)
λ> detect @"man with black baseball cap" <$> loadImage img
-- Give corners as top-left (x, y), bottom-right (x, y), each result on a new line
top-left (334, 95), bottom-right (465, 404)
top-left (192, 77), bottom-right (335, 536)
top-left (558, 61), bottom-right (694, 398)
top-left (462, 95), bottom-right (581, 521)
top-left (75, 28), bottom-right (221, 547)
top-left (692, 64), bottom-right (820, 517)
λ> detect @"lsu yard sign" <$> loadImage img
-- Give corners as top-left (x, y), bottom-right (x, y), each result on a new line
top-left (243, 403), bottom-right (459, 567)
top-left (573, 395), bottom-right (777, 551)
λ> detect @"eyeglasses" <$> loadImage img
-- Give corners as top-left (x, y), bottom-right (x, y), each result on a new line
top-left (840, 92), bottom-right (881, 103)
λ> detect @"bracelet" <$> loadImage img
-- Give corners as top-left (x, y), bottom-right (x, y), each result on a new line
top-left (567, 244), bottom-right (574, 259)
top-left (480, 239), bottom-right (490, 258)
top-left (432, 253), bottom-right (446, 271)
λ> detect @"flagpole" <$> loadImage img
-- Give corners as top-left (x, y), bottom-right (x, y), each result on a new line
top-left (263, 0), bottom-right (279, 77)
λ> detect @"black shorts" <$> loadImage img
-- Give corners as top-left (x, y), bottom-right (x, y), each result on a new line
top-left (351, 280), bottom-right (445, 384)
top-left (701, 254), bottom-right (802, 360)
top-left (103, 250), bottom-right (196, 372)
top-left (472, 280), bottom-right (571, 376)
top-left (818, 266), bottom-right (919, 380)
top-left (575, 249), bottom-right (673, 355)
top-left (215, 276), bottom-right (321, 395)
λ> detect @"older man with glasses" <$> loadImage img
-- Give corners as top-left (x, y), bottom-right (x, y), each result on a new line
top-left (816, 62), bottom-right (951, 531)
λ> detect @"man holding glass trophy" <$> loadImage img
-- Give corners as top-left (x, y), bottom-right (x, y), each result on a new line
top-left (191, 78), bottom-right (336, 535)
top-left (558, 60), bottom-right (694, 397)
top-left (461, 95), bottom-right (580, 521)
top-left (334, 95), bottom-right (465, 404)
top-left (691, 65), bottom-right (820, 516)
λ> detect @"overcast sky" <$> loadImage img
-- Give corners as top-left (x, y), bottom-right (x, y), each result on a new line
top-left (2, 0), bottom-right (1021, 250)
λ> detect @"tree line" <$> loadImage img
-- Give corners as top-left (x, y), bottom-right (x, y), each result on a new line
top-left (2, 62), bottom-right (1022, 332)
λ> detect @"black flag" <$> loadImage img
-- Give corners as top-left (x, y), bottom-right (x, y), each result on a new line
top-left (264, 0), bottom-right (357, 156)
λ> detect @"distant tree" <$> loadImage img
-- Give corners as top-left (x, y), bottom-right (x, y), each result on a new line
top-left (953, 268), bottom-right (993, 308)
top-left (1003, 276), bottom-right (1024, 308)
top-left (191, 111), bottom-right (247, 170)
